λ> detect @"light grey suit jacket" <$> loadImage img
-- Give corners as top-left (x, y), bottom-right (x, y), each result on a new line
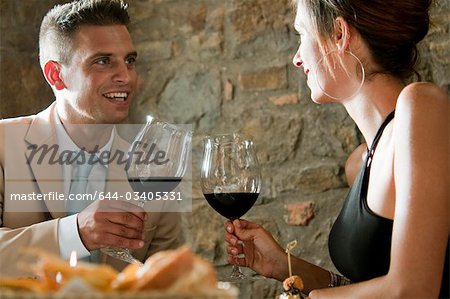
top-left (0, 103), bottom-right (183, 277)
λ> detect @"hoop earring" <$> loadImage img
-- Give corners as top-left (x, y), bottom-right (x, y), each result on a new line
top-left (313, 50), bottom-right (365, 101)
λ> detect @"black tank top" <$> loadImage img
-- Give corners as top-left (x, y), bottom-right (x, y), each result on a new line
top-left (328, 111), bottom-right (449, 298)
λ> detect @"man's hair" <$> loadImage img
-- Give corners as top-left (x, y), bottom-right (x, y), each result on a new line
top-left (39, 0), bottom-right (130, 69)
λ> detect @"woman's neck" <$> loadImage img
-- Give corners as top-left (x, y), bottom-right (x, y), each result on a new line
top-left (342, 75), bottom-right (404, 148)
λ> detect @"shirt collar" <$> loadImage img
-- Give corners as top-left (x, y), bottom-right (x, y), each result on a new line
top-left (54, 108), bottom-right (114, 165)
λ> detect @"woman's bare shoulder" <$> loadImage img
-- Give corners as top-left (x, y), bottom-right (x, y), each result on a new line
top-left (398, 82), bottom-right (448, 108)
top-left (394, 82), bottom-right (448, 167)
top-left (395, 82), bottom-right (448, 135)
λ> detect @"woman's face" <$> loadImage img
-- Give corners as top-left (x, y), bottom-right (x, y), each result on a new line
top-left (292, 2), bottom-right (327, 103)
top-left (292, 2), bottom-right (354, 103)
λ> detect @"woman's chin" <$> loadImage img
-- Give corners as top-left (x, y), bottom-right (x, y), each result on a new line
top-left (308, 81), bottom-right (335, 104)
top-left (310, 91), bottom-right (334, 104)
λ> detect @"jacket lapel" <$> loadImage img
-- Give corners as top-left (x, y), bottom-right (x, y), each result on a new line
top-left (24, 103), bottom-right (65, 218)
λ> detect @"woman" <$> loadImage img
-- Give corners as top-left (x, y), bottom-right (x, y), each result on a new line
top-left (225, 0), bottom-right (449, 297)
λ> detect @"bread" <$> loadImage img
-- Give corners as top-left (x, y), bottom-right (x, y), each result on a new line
top-left (283, 275), bottom-right (304, 291)
top-left (111, 245), bottom-right (217, 292)
top-left (1, 246), bottom-right (224, 296)
top-left (1, 248), bottom-right (117, 293)
top-left (0, 277), bottom-right (48, 293)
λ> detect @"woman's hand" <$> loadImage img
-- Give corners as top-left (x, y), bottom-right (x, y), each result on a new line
top-left (224, 219), bottom-right (287, 280)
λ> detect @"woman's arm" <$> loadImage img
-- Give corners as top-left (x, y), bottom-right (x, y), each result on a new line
top-left (309, 82), bottom-right (449, 298)
top-left (388, 83), bottom-right (448, 297)
top-left (225, 219), bottom-right (332, 293)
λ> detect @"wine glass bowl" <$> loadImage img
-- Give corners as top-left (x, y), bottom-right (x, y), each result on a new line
top-left (201, 133), bottom-right (261, 279)
top-left (126, 117), bottom-right (192, 196)
top-left (100, 117), bottom-right (192, 265)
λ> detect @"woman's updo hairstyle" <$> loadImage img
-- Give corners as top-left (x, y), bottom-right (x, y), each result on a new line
top-left (299, 0), bottom-right (432, 81)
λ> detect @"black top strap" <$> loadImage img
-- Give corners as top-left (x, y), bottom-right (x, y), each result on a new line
top-left (366, 110), bottom-right (395, 167)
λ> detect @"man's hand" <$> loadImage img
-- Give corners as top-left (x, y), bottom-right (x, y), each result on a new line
top-left (77, 200), bottom-right (147, 251)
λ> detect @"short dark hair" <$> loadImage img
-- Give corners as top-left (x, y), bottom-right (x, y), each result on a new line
top-left (39, 0), bottom-right (130, 68)
top-left (296, 0), bottom-right (432, 82)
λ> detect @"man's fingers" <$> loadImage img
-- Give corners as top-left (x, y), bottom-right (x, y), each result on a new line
top-left (102, 211), bottom-right (145, 231)
top-left (96, 200), bottom-right (147, 221)
top-left (99, 233), bottom-right (144, 249)
top-left (105, 222), bottom-right (144, 241)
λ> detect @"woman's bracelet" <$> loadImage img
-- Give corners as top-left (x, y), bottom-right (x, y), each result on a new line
top-left (328, 271), bottom-right (352, 287)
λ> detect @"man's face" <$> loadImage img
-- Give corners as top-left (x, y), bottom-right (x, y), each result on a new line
top-left (59, 24), bottom-right (138, 124)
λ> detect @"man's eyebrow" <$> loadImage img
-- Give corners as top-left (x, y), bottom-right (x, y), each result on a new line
top-left (88, 52), bottom-right (112, 60)
top-left (87, 51), bottom-right (138, 60)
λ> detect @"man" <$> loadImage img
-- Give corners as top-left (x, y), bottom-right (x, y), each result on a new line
top-left (0, 0), bottom-right (182, 276)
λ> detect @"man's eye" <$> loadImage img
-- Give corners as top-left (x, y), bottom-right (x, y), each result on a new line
top-left (96, 58), bottom-right (110, 65)
top-left (126, 56), bottom-right (136, 65)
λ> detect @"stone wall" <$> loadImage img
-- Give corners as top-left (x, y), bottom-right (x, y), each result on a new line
top-left (1, 1), bottom-right (449, 298)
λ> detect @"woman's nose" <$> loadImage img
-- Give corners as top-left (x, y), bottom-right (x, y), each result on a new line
top-left (292, 50), bottom-right (303, 68)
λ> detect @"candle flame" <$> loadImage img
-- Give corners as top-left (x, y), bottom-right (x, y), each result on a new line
top-left (55, 272), bottom-right (62, 284)
top-left (69, 251), bottom-right (77, 267)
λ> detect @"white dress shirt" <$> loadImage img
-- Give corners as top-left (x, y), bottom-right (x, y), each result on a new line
top-left (54, 109), bottom-right (114, 260)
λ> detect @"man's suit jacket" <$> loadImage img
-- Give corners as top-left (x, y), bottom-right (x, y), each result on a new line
top-left (0, 103), bottom-right (182, 277)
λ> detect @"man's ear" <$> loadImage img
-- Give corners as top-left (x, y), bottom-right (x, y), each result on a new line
top-left (334, 17), bottom-right (350, 53)
top-left (43, 61), bottom-right (66, 90)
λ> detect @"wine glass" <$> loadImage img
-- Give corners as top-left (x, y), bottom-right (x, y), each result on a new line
top-left (101, 117), bottom-right (192, 265)
top-left (200, 133), bottom-right (262, 279)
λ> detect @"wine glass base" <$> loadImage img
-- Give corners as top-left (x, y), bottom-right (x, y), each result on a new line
top-left (226, 265), bottom-right (266, 282)
top-left (222, 275), bottom-right (266, 283)
top-left (230, 271), bottom-right (246, 280)
top-left (100, 247), bottom-right (143, 266)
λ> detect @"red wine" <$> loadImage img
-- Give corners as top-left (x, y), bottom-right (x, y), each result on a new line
top-left (128, 177), bottom-right (182, 193)
top-left (204, 192), bottom-right (259, 219)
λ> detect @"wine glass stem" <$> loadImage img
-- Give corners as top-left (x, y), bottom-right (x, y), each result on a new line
top-left (230, 218), bottom-right (246, 279)
top-left (137, 199), bottom-right (145, 208)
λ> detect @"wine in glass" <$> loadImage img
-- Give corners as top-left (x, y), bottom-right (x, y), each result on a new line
top-left (101, 117), bottom-right (192, 265)
top-left (200, 133), bottom-right (261, 279)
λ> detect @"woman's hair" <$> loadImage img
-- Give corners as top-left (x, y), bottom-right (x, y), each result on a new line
top-left (39, 0), bottom-right (130, 69)
top-left (296, 0), bottom-right (432, 81)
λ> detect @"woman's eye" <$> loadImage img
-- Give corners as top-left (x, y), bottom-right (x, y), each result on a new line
top-left (295, 32), bottom-right (302, 44)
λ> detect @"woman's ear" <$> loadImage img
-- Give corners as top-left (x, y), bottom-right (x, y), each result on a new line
top-left (334, 17), bottom-right (350, 53)
top-left (43, 61), bottom-right (66, 90)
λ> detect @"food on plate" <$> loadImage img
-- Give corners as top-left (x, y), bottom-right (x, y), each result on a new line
top-left (278, 240), bottom-right (304, 299)
top-left (283, 275), bottom-right (304, 292)
top-left (278, 275), bottom-right (304, 299)
top-left (112, 245), bottom-right (217, 293)
top-left (0, 277), bottom-right (48, 293)
top-left (0, 248), bottom-right (118, 292)
top-left (0, 246), bottom-right (235, 298)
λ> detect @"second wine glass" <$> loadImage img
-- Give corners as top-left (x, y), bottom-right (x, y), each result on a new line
top-left (200, 133), bottom-right (262, 279)
top-left (101, 117), bottom-right (192, 265)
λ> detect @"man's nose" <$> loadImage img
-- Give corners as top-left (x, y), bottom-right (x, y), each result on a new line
top-left (113, 62), bottom-right (132, 83)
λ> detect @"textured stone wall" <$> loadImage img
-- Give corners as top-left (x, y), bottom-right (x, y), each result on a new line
top-left (1, 1), bottom-right (449, 297)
